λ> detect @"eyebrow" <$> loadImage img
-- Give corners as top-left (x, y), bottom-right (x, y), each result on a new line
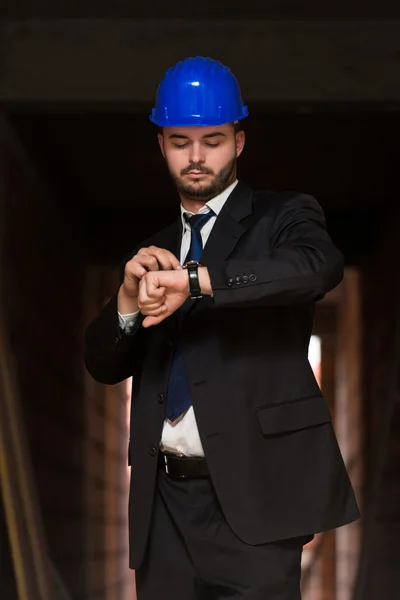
top-left (168, 132), bottom-right (227, 140)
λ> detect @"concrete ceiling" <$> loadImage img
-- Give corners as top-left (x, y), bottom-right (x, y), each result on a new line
top-left (2, 0), bottom-right (400, 18)
top-left (2, 20), bottom-right (400, 103)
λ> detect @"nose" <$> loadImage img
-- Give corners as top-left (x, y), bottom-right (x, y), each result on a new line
top-left (188, 141), bottom-right (205, 165)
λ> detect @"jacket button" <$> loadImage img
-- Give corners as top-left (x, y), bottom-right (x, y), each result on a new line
top-left (242, 275), bottom-right (249, 283)
top-left (235, 276), bottom-right (242, 284)
top-left (249, 274), bottom-right (257, 282)
top-left (227, 278), bottom-right (234, 286)
top-left (158, 393), bottom-right (165, 404)
top-left (149, 446), bottom-right (158, 457)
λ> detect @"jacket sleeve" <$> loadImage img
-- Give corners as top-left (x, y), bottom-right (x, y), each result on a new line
top-left (208, 194), bottom-right (343, 308)
top-left (84, 250), bottom-right (145, 385)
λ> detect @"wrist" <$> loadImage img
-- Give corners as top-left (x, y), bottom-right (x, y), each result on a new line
top-left (198, 266), bottom-right (212, 296)
top-left (118, 284), bottom-right (139, 314)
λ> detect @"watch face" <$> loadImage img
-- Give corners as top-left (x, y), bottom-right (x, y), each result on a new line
top-left (184, 260), bottom-right (201, 268)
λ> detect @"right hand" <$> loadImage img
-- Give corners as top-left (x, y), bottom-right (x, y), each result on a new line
top-left (118, 246), bottom-right (181, 314)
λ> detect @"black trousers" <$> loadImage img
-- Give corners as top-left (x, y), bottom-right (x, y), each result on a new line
top-left (135, 470), bottom-right (306, 600)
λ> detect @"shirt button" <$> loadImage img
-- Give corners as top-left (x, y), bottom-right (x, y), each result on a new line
top-left (149, 446), bottom-right (158, 457)
top-left (249, 274), bottom-right (257, 282)
top-left (158, 393), bottom-right (165, 404)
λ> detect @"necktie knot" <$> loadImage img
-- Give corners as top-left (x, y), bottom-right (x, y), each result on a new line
top-left (184, 210), bottom-right (214, 232)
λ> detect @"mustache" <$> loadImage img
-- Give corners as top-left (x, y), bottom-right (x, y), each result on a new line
top-left (181, 164), bottom-right (214, 176)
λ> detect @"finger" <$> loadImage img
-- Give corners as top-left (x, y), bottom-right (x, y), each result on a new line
top-left (138, 277), bottom-right (150, 306)
top-left (137, 247), bottom-right (165, 271)
top-left (141, 277), bottom-right (165, 299)
top-left (156, 251), bottom-right (182, 271)
top-left (140, 304), bottom-right (168, 317)
top-left (145, 275), bottom-right (165, 299)
top-left (147, 287), bottom-right (166, 301)
top-left (139, 298), bottom-right (166, 311)
top-left (145, 246), bottom-right (181, 271)
top-left (125, 261), bottom-right (147, 281)
top-left (134, 254), bottom-right (159, 272)
top-left (138, 294), bottom-right (166, 311)
top-left (139, 274), bottom-right (165, 305)
top-left (139, 302), bottom-right (165, 313)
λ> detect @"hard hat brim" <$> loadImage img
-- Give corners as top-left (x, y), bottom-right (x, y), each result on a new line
top-left (149, 108), bottom-right (249, 128)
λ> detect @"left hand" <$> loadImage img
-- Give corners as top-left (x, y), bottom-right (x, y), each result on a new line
top-left (138, 269), bottom-right (190, 327)
top-left (138, 266), bottom-right (212, 327)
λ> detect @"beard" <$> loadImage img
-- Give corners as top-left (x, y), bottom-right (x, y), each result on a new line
top-left (169, 155), bottom-right (237, 202)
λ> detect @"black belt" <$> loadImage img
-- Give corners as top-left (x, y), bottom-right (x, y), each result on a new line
top-left (158, 452), bottom-right (210, 479)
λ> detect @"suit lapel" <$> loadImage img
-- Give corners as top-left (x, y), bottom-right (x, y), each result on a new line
top-left (200, 180), bottom-right (254, 268)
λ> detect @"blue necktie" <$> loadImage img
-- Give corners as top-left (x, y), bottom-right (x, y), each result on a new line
top-left (165, 210), bottom-right (214, 422)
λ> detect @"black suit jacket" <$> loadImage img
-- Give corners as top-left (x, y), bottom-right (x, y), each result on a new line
top-left (84, 181), bottom-right (360, 569)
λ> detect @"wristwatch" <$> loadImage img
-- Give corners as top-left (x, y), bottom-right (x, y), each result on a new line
top-left (183, 260), bottom-right (203, 299)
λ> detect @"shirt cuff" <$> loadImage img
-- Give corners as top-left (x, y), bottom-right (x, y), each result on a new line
top-left (118, 311), bottom-right (140, 334)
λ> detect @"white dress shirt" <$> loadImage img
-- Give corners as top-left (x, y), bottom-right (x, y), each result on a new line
top-left (119, 180), bottom-right (238, 456)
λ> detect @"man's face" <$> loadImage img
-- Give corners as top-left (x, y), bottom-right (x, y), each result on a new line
top-left (158, 123), bottom-right (245, 202)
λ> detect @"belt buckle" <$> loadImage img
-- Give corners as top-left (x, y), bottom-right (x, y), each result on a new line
top-left (163, 454), bottom-right (169, 475)
top-left (164, 453), bottom-right (188, 479)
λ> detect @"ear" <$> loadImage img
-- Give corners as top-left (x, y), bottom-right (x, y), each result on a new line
top-left (158, 132), bottom-right (166, 158)
top-left (235, 130), bottom-right (245, 158)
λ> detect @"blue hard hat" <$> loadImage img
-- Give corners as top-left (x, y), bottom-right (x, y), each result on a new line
top-left (150, 56), bottom-right (249, 127)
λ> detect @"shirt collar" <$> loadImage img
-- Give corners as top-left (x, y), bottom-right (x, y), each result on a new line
top-left (180, 180), bottom-right (238, 230)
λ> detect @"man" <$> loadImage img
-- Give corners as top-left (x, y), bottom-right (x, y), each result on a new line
top-left (84, 56), bottom-right (360, 599)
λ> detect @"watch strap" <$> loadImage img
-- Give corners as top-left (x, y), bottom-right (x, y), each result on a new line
top-left (184, 261), bottom-right (202, 299)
